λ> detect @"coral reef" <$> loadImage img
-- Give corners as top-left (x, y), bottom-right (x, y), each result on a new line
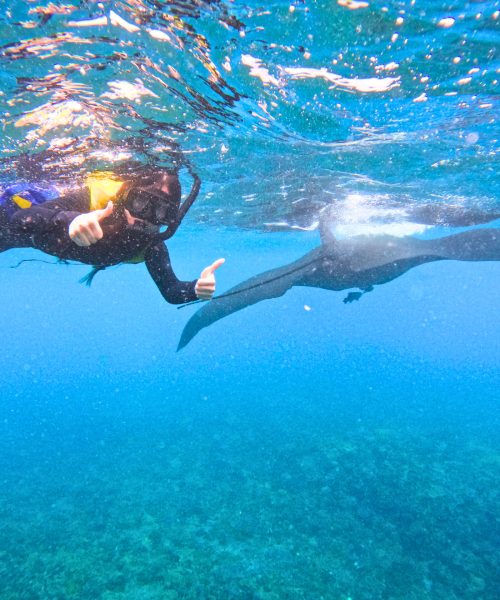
top-left (0, 408), bottom-right (498, 599)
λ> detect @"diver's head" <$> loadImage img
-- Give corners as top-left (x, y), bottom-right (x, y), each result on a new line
top-left (121, 171), bottom-right (181, 227)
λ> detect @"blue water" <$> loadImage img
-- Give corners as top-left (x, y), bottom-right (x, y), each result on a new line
top-left (1, 1), bottom-right (499, 598)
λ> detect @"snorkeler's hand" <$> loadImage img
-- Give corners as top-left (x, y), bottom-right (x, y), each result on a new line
top-left (195, 258), bottom-right (225, 300)
top-left (69, 202), bottom-right (114, 247)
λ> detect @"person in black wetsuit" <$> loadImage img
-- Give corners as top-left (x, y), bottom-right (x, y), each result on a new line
top-left (0, 170), bottom-right (224, 304)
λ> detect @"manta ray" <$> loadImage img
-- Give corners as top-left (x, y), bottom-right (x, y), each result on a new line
top-left (178, 205), bottom-right (500, 350)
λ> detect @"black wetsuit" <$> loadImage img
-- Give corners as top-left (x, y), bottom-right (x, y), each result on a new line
top-left (0, 189), bottom-right (197, 304)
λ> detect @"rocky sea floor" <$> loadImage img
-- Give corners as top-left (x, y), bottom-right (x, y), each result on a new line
top-left (0, 402), bottom-right (498, 600)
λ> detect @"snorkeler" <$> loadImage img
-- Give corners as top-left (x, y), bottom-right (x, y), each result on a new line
top-left (0, 169), bottom-right (224, 304)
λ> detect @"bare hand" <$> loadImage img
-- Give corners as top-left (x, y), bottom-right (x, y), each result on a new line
top-left (195, 258), bottom-right (225, 300)
top-left (69, 201), bottom-right (114, 247)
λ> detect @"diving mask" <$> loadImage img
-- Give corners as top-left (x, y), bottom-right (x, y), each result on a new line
top-left (121, 172), bottom-right (181, 227)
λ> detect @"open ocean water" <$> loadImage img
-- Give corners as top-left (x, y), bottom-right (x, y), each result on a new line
top-left (0, 1), bottom-right (499, 598)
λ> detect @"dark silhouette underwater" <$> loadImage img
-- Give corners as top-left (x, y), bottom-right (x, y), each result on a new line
top-left (178, 205), bottom-right (500, 350)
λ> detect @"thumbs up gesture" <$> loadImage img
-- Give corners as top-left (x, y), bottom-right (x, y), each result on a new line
top-left (69, 201), bottom-right (114, 247)
top-left (195, 258), bottom-right (225, 300)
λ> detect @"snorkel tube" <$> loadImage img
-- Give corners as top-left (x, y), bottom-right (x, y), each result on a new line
top-left (156, 162), bottom-right (201, 242)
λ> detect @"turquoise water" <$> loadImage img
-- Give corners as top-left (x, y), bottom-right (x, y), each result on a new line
top-left (1, 1), bottom-right (499, 598)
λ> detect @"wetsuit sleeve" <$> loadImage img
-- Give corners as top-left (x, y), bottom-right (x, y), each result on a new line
top-left (145, 242), bottom-right (198, 305)
top-left (8, 191), bottom-right (89, 234)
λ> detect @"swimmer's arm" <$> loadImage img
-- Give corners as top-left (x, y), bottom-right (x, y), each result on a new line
top-left (10, 204), bottom-right (81, 235)
top-left (8, 191), bottom-right (90, 235)
top-left (145, 243), bottom-right (225, 305)
top-left (68, 202), bottom-right (115, 247)
top-left (145, 243), bottom-right (198, 304)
